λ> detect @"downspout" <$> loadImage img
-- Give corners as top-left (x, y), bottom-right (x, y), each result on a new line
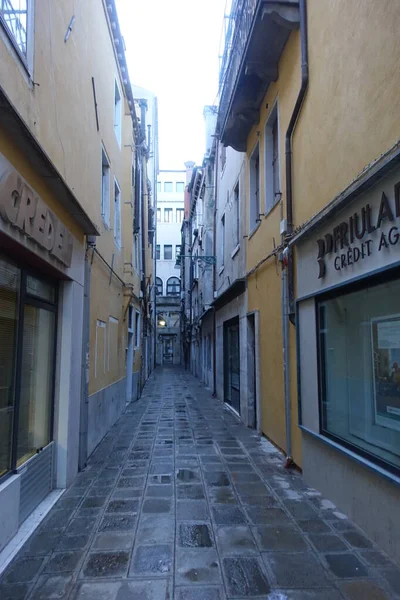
top-left (79, 244), bottom-right (91, 471)
top-left (283, 0), bottom-right (308, 466)
top-left (212, 143), bottom-right (219, 397)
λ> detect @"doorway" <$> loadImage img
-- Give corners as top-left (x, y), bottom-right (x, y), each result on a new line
top-left (163, 337), bottom-right (173, 364)
top-left (224, 317), bottom-right (240, 414)
top-left (247, 313), bottom-right (257, 429)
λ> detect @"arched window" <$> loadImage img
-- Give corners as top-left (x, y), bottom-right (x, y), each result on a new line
top-left (156, 277), bottom-right (163, 296)
top-left (167, 277), bottom-right (180, 296)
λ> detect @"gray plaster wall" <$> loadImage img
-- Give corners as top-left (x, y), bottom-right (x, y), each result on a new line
top-left (87, 377), bottom-right (126, 457)
top-left (303, 432), bottom-right (400, 564)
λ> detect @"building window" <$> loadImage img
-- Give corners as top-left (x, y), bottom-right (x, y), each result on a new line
top-left (220, 143), bottom-right (226, 172)
top-left (175, 245), bottom-right (181, 259)
top-left (164, 245), bottom-right (172, 260)
top-left (114, 80), bottom-right (122, 146)
top-left (157, 181), bottom-right (161, 193)
top-left (164, 208), bottom-right (172, 223)
top-left (317, 277), bottom-right (400, 473)
top-left (0, 257), bottom-right (57, 477)
top-left (157, 208), bottom-right (161, 222)
top-left (221, 214), bottom-right (225, 267)
top-left (135, 311), bottom-right (140, 348)
top-left (233, 182), bottom-right (240, 247)
top-left (249, 143), bottom-right (260, 233)
top-left (164, 182), bottom-right (173, 192)
top-left (101, 147), bottom-right (110, 226)
top-left (265, 103), bottom-right (280, 213)
top-left (156, 277), bottom-right (163, 296)
top-left (114, 179), bottom-right (121, 247)
top-left (156, 244), bottom-right (160, 260)
top-left (176, 182), bottom-right (185, 193)
top-left (167, 277), bottom-right (180, 296)
top-left (0, 0), bottom-right (29, 63)
top-left (176, 208), bottom-right (184, 223)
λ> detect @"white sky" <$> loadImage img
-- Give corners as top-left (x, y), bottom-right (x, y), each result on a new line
top-left (115, 0), bottom-right (227, 170)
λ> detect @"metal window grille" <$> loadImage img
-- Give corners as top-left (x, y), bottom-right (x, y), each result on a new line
top-left (0, 0), bottom-right (28, 58)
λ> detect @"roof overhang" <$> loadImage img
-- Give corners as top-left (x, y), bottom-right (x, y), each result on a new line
top-left (219, 0), bottom-right (300, 152)
top-left (0, 87), bottom-right (99, 236)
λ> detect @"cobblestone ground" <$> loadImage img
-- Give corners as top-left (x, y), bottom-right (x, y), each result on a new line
top-left (1, 367), bottom-right (400, 600)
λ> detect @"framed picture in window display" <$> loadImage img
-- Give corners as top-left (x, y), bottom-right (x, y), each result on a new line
top-left (371, 314), bottom-right (400, 433)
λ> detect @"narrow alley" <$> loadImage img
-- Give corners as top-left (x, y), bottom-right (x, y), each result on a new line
top-left (1, 368), bottom-right (399, 600)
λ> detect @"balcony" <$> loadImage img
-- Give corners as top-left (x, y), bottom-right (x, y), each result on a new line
top-left (218, 0), bottom-right (300, 152)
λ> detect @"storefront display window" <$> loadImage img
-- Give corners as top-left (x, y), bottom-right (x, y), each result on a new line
top-left (0, 256), bottom-right (57, 480)
top-left (318, 277), bottom-right (400, 472)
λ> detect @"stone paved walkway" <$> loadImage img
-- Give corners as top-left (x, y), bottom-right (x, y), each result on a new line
top-left (1, 367), bottom-right (400, 600)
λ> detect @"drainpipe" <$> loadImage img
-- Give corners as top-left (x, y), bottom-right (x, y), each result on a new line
top-left (212, 143), bottom-right (219, 397)
top-left (79, 245), bottom-right (91, 471)
top-left (283, 0), bottom-right (309, 466)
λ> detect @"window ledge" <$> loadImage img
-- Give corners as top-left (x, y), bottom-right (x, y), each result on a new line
top-left (218, 266), bottom-right (225, 276)
top-left (248, 221), bottom-right (261, 240)
top-left (231, 244), bottom-right (240, 259)
top-left (264, 201), bottom-right (280, 219)
top-left (300, 425), bottom-right (400, 489)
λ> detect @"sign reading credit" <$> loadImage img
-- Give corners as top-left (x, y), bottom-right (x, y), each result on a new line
top-left (317, 182), bottom-right (400, 279)
top-left (0, 155), bottom-right (73, 267)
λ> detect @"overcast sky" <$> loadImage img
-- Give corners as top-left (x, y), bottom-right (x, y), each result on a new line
top-left (115, 0), bottom-right (227, 170)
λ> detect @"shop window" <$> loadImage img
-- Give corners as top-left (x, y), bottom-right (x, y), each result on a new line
top-left (318, 278), bottom-right (400, 472)
top-left (156, 277), bottom-right (163, 296)
top-left (164, 208), bottom-right (172, 222)
top-left (176, 182), bottom-right (185, 193)
top-left (176, 208), bottom-right (184, 223)
top-left (114, 179), bottom-right (121, 247)
top-left (101, 147), bottom-right (110, 226)
top-left (164, 182), bottom-right (173, 192)
top-left (264, 103), bottom-right (280, 213)
top-left (0, 0), bottom-right (31, 67)
top-left (0, 258), bottom-right (57, 477)
top-left (114, 80), bottom-right (122, 146)
top-left (167, 277), bottom-right (180, 296)
top-left (164, 245), bottom-right (172, 260)
top-left (249, 143), bottom-right (260, 233)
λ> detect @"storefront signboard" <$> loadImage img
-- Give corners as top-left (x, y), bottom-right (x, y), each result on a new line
top-left (0, 154), bottom-right (73, 267)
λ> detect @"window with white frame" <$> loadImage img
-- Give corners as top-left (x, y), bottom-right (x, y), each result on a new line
top-left (157, 181), bottom-right (161, 193)
top-left (233, 182), bottom-right (240, 247)
top-left (167, 277), bottom-right (180, 296)
top-left (265, 103), bottom-right (280, 213)
top-left (114, 180), bottom-right (121, 247)
top-left (176, 208), bottom-right (184, 223)
top-left (164, 182), bottom-right (173, 192)
top-left (164, 208), bottom-right (172, 222)
top-left (164, 245), bottom-right (172, 260)
top-left (156, 244), bottom-right (160, 260)
top-left (157, 208), bottom-right (161, 222)
top-left (249, 142), bottom-right (260, 233)
top-left (155, 277), bottom-right (163, 296)
top-left (135, 311), bottom-right (140, 347)
top-left (114, 80), bottom-right (122, 146)
top-left (176, 182), bottom-right (185, 193)
top-left (0, 0), bottom-right (30, 63)
top-left (101, 147), bottom-right (110, 226)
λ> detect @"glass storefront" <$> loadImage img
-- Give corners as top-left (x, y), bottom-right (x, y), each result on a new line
top-left (318, 276), bottom-right (400, 472)
top-left (0, 255), bottom-right (57, 479)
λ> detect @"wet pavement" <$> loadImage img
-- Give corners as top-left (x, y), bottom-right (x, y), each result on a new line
top-left (1, 367), bottom-right (400, 600)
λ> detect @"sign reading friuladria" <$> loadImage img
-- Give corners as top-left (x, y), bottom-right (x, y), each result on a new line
top-left (0, 154), bottom-right (73, 267)
top-left (316, 181), bottom-right (400, 278)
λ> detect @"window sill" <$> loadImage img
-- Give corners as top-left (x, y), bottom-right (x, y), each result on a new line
top-left (231, 244), bottom-right (240, 259)
top-left (248, 221), bottom-right (261, 240)
top-left (300, 425), bottom-right (400, 489)
top-left (263, 201), bottom-right (280, 219)
top-left (102, 218), bottom-right (111, 231)
top-left (218, 266), bottom-right (225, 276)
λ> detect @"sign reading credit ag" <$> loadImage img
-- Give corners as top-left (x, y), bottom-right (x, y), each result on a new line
top-left (317, 182), bottom-right (400, 279)
top-left (0, 155), bottom-right (73, 268)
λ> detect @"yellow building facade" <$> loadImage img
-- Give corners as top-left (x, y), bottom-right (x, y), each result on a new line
top-left (219, 0), bottom-right (400, 561)
top-left (0, 0), bottom-right (153, 553)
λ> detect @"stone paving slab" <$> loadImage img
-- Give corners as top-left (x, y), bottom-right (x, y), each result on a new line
top-left (1, 367), bottom-right (400, 599)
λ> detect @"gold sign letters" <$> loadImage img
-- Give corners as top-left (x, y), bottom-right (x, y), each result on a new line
top-left (0, 155), bottom-right (73, 267)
